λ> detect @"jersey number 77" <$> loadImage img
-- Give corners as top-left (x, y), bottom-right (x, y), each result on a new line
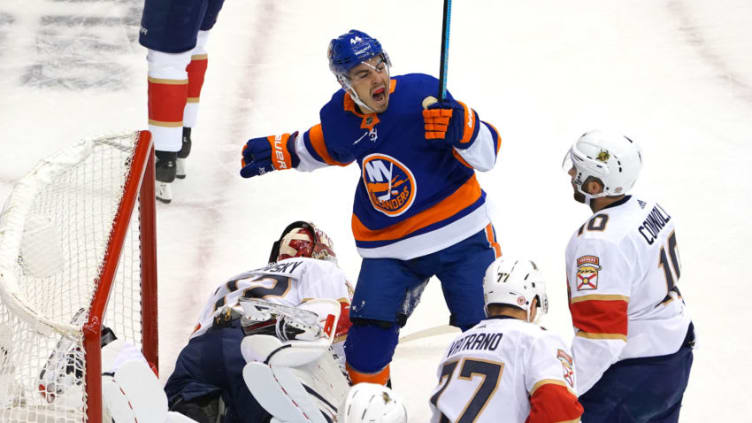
top-left (430, 358), bottom-right (504, 423)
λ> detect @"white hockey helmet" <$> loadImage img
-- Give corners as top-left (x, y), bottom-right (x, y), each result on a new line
top-left (564, 130), bottom-right (643, 200)
top-left (337, 383), bottom-right (407, 423)
top-left (482, 257), bottom-right (548, 323)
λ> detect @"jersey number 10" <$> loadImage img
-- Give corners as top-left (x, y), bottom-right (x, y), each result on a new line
top-left (658, 231), bottom-right (682, 306)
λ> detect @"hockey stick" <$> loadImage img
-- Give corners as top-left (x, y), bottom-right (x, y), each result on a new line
top-left (399, 324), bottom-right (458, 343)
top-left (437, 0), bottom-right (452, 102)
top-left (422, 0), bottom-right (453, 109)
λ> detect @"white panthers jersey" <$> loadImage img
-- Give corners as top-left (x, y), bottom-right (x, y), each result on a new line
top-left (191, 257), bottom-right (352, 338)
top-left (430, 317), bottom-right (582, 423)
top-left (565, 195), bottom-right (692, 394)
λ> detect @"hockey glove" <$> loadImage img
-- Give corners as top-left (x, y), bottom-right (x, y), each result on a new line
top-left (422, 99), bottom-right (480, 149)
top-left (240, 132), bottom-right (300, 178)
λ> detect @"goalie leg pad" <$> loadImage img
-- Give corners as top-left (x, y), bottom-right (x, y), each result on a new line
top-left (242, 334), bottom-right (332, 368)
top-left (240, 334), bottom-right (284, 364)
top-left (243, 362), bottom-right (329, 423)
top-left (102, 360), bottom-right (168, 423)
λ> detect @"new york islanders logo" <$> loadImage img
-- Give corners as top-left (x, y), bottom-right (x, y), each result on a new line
top-left (576, 255), bottom-right (601, 290)
top-left (362, 154), bottom-right (417, 217)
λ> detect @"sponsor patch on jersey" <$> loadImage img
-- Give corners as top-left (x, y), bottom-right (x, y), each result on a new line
top-left (557, 349), bottom-right (575, 388)
top-left (576, 255), bottom-right (601, 291)
top-left (362, 153), bottom-right (417, 217)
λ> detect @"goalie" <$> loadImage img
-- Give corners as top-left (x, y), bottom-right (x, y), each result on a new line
top-left (164, 221), bottom-right (354, 423)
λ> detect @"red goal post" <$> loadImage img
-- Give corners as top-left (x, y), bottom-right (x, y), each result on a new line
top-left (0, 131), bottom-right (157, 422)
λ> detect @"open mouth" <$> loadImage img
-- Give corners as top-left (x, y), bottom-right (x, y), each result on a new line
top-left (372, 86), bottom-right (386, 103)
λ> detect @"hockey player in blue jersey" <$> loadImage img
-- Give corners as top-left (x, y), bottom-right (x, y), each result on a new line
top-left (239, 29), bottom-right (503, 385)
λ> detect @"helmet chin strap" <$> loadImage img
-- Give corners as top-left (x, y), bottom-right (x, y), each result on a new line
top-left (575, 177), bottom-right (608, 206)
top-left (336, 61), bottom-right (390, 114)
top-left (336, 75), bottom-right (375, 113)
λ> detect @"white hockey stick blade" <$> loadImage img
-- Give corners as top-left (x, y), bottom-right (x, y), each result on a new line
top-left (243, 362), bottom-right (328, 423)
top-left (399, 324), bottom-right (458, 343)
top-left (102, 360), bottom-right (167, 423)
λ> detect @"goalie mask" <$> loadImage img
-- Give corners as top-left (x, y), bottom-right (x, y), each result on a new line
top-left (338, 383), bottom-right (407, 423)
top-left (268, 221), bottom-right (336, 263)
top-left (563, 129), bottom-right (643, 201)
top-left (482, 257), bottom-right (549, 323)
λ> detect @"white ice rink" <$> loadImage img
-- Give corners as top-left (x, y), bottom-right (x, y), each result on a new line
top-left (1, 0), bottom-right (751, 421)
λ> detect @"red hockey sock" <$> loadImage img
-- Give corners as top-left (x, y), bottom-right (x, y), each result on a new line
top-left (186, 54), bottom-right (208, 104)
top-left (148, 77), bottom-right (188, 128)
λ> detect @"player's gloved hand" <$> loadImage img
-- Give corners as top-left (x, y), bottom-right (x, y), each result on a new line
top-left (240, 131), bottom-right (299, 178)
top-left (422, 98), bottom-right (480, 149)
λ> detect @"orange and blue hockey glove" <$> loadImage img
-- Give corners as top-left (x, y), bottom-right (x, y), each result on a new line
top-left (422, 98), bottom-right (480, 149)
top-left (240, 132), bottom-right (299, 178)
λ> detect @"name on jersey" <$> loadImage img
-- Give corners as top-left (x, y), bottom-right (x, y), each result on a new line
top-left (447, 332), bottom-right (503, 357)
top-left (256, 260), bottom-right (303, 275)
top-left (638, 204), bottom-right (671, 245)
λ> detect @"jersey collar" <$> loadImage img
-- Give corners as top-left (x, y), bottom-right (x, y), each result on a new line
top-left (601, 195), bottom-right (632, 211)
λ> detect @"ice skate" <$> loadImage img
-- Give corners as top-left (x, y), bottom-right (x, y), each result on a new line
top-left (155, 150), bottom-right (177, 204)
top-left (176, 127), bottom-right (192, 179)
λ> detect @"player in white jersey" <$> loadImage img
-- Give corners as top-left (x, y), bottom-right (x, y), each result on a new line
top-left (430, 257), bottom-right (583, 423)
top-left (563, 130), bottom-right (695, 422)
top-left (164, 221), bottom-right (353, 423)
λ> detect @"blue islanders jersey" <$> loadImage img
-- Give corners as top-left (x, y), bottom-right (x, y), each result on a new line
top-left (292, 73), bottom-right (501, 259)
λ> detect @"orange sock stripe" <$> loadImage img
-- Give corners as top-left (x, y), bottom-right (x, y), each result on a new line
top-left (485, 223), bottom-right (502, 258)
top-left (186, 57), bottom-right (208, 99)
top-left (148, 80), bottom-right (188, 124)
top-left (346, 363), bottom-right (390, 385)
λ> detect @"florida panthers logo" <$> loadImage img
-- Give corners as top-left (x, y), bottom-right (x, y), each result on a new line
top-left (576, 255), bottom-right (601, 291)
top-left (362, 154), bottom-right (417, 217)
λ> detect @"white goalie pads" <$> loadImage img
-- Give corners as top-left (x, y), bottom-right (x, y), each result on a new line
top-left (240, 298), bottom-right (350, 423)
top-left (101, 339), bottom-right (198, 423)
top-left (243, 356), bottom-right (349, 423)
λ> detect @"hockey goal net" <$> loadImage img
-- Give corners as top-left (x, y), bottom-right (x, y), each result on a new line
top-left (0, 131), bottom-right (157, 422)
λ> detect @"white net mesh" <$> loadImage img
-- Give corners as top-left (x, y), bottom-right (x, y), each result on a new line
top-left (0, 132), bottom-right (150, 422)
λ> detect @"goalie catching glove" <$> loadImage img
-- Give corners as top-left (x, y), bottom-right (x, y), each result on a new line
top-left (238, 298), bottom-right (340, 367)
top-left (240, 132), bottom-right (300, 178)
top-left (422, 98), bottom-right (480, 149)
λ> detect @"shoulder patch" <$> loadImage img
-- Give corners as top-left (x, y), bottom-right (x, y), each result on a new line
top-left (557, 349), bottom-right (575, 388)
top-left (576, 255), bottom-right (601, 291)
